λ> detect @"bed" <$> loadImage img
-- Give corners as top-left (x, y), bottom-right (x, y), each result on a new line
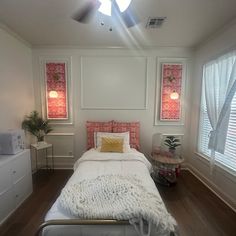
top-left (37, 121), bottom-right (177, 236)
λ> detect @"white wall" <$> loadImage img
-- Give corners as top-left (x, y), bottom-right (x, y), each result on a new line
top-left (32, 47), bottom-right (193, 169)
top-left (0, 27), bottom-right (35, 143)
top-left (187, 21), bottom-right (236, 210)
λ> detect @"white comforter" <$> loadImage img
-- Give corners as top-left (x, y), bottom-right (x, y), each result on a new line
top-left (44, 149), bottom-right (177, 236)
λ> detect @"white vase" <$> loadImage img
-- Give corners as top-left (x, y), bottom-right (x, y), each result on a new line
top-left (37, 141), bottom-right (47, 147)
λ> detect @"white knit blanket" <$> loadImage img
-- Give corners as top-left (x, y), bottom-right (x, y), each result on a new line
top-left (59, 175), bottom-right (177, 236)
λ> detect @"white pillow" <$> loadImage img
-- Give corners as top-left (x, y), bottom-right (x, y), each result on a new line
top-left (95, 132), bottom-right (130, 151)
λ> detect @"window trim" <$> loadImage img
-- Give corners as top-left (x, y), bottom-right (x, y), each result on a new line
top-left (194, 151), bottom-right (236, 182)
top-left (197, 52), bottom-right (236, 175)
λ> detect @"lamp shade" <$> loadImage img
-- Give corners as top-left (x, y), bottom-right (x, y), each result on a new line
top-left (170, 91), bottom-right (179, 100)
top-left (49, 90), bottom-right (58, 98)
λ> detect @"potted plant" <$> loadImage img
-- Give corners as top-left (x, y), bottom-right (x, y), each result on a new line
top-left (22, 111), bottom-right (53, 143)
top-left (164, 135), bottom-right (181, 155)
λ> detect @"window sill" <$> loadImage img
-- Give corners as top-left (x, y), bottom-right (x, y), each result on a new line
top-left (194, 151), bottom-right (236, 183)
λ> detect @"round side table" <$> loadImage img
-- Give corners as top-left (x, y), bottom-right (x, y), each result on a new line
top-left (150, 153), bottom-right (184, 186)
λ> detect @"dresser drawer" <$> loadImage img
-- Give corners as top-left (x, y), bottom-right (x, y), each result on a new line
top-left (0, 188), bottom-right (15, 224)
top-left (0, 162), bottom-right (12, 195)
top-left (12, 151), bottom-right (30, 183)
top-left (0, 150), bottom-right (32, 225)
top-left (13, 173), bottom-right (32, 208)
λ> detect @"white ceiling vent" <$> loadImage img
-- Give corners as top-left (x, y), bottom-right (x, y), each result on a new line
top-left (146, 17), bottom-right (166, 28)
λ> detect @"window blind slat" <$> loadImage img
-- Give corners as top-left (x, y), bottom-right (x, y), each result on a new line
top-left (198, 54), bottom-right (236, 173)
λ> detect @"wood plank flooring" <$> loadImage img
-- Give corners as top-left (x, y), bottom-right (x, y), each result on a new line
top-left (0, 170), bottom-right (72, 236)
top-left (157, 171), bottom-right (236, 236)
top-left (0, 170), bottom-right (235, 236)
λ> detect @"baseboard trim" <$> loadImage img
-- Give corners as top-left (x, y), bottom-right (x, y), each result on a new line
top-left (31, 165), bottom-right (73, 173)
top-left (53, 163), bottom-right (74, 169)
top-left (184, 164), bottom-right (236, 213)
top-left (53, 166), bottom-right (73, 170)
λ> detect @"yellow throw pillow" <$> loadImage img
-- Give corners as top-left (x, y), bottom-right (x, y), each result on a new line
top-left (100, 137), bottom-right (124, 153)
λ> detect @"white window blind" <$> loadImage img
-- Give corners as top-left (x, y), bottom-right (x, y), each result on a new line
top-left (198, 59), bottom-right (236, 173)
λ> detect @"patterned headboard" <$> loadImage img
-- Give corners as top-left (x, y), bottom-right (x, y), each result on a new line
top-left (112, 121), bottom-right (140, 150)
top-left (86, 121), bottom-right (140, 150)
top-left (86, 121), bottom-right (113, 150)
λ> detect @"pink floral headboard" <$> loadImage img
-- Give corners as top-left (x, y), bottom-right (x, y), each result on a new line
top-left (112, 121), bottom-right (140, 150)
top-left (86, 121), bottom-right (113, 149)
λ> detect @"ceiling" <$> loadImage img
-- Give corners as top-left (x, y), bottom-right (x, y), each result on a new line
top-left (0, 0), bottom-right (236, 48)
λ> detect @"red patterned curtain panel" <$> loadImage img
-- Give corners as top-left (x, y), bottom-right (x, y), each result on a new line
top-left (45, 62), bottom-right (68, 119)
top-left (160, 63), bottom-right (182, 121)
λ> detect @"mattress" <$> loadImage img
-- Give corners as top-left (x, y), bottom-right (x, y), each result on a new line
top-left (42, 149), bottom-right (175, 236)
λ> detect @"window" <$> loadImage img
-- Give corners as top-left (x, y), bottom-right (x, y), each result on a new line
top-left (198, 52), bottom-right (236, 173)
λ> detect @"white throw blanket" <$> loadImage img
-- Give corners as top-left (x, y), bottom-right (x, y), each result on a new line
top-left (59, 174), bottom-right (177, 236)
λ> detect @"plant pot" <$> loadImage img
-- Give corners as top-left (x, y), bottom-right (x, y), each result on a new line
top-left (169, 148), bottom-right (176, 156)
top-left (37, 141), bottom-right (47, 147)
top-left (37, 136), bottom-right (44, 142)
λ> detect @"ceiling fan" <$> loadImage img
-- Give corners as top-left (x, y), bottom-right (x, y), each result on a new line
top-left (72, 0), bottom-right (139, 28)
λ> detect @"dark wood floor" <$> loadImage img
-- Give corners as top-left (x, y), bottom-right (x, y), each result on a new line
top-left (158, 172), bottom-right (236, 236)
top-left (0, 170), bottom-right (235, 236)
top-left (0, 170), bottom-right (72, 236)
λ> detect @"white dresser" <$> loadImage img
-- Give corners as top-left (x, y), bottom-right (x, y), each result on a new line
top-left (0, 149), bottom-right (32, 225)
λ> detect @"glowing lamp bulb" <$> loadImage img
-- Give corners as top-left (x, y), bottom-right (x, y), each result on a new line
top-left (49, 91), bottom-right (58, 98)
top-left (170, 91), bottom-right (179, 100)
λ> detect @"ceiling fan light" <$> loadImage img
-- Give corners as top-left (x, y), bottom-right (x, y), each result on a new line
top-left (98, 0), bottom-right (112, 16)
top-left (98, 0), bottom-right (132, 16)
top-left (115, 0), bottom-right (132, 12)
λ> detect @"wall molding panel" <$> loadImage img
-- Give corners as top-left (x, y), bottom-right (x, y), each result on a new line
top-left (46, 133), bottom-right (75, 136)
top-left (45, 133), bottom-right (75, 159)
top-left (80, 56), bottom-right (148, 110)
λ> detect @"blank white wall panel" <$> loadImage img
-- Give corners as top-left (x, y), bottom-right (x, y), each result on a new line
top-left (81, 56), bottom-right (148, 109)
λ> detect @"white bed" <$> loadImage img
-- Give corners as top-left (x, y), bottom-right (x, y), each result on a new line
top-left (41, 148), bottom-right (177, 236)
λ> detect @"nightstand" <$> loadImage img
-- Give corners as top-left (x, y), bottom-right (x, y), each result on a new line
top-left (31, 142), bottom-right (54, 172)
top-left (150, 153), bottom-right (184, 186)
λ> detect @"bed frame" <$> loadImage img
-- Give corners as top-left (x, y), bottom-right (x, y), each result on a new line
top-left (36, 219), bottom-right (130, 236)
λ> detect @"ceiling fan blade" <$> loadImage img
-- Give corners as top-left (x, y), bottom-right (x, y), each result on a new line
top-left (112, 0), bottom-right (139, 28)
top-left (72, 0), bottom-right (101, 23)
top-left (121, 7), bottom-right (139, 28)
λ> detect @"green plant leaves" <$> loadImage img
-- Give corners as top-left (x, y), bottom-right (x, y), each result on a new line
top-left (21, 111), bottom-right (53, 141)
top-left (164, 135), bottom-right (181, 150)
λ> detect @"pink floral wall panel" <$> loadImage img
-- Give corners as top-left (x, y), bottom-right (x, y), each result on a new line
top-left (160, 63), bottom-right (182, 120)
top-left (46, 62), bottom-right (68, 119)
